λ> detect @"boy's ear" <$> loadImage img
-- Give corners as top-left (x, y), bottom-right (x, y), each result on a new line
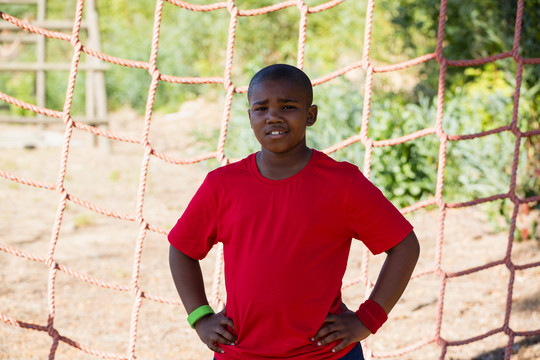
top-left (248, 109), bottom-right (253, 128)
top-left (306, 104), bottom-right (317, 127)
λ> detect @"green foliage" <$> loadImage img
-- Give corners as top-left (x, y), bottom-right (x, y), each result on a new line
top-left (385, 0), bottom-right (540, 99)
top-left (96, 0), bottom-right (157, 113)
top-left (95, 0), bottom-right (382, 112)
top-left (1, 73), bottom-right (35, 116)
top-left (0, 4), bottom-right (34, 18)
top-left (383, 0), bottom-right (540, 210)
top-left (387, 0), bottom-right (517, 58)
top-left (368, 97), bottom-right (438, 206)
top-left (1, 0), bottom-right (400, 113)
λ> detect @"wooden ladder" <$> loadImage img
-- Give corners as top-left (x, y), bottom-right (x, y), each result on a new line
top-left (0, 0), bottom-right (109, 147)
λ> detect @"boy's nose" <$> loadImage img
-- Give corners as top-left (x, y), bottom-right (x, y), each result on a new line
top-left (266, 109), bottom-right (283, 123)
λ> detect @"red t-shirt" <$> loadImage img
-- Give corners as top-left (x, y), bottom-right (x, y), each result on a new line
top-left (169, 150), bottom-right (413, 359)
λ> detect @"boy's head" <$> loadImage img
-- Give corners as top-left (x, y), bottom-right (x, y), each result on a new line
top-left (248, 64), bottom-right (313, 106)
top-left (247, 64), bottom-right (317, 155)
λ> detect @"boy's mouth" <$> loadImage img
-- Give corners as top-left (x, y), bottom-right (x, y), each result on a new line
top-left (266, 128), bottom-right (288, 136)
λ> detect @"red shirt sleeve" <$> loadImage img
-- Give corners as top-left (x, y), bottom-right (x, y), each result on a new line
top-left (346, 171), bottom-right (413, 255)
top-left (168, 173), bottom-right (219, 260)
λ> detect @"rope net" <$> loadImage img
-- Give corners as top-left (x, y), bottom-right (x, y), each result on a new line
top-left (0, 0), bottom-right (539, 359)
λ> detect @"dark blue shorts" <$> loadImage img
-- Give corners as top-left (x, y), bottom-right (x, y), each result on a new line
top-left (213, 342), bottom-right (364, 360)
top-left (339, 342), bottom-right (364, 360)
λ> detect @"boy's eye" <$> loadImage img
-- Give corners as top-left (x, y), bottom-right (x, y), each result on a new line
top-left (253, 107), bottom-right (266, 111)
top-left (282, 105), bottom-right (295, 110)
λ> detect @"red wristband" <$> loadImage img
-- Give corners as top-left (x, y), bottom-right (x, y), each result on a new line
top-left (355, 299), bottom-right (388, 334)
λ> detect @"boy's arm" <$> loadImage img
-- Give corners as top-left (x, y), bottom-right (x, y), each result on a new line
top-left (369, 230), bottom-right (420, 313)
top-left (312, 230), bottom-right (420, 353)
top-left (169, 245), bottom-right (236, 354)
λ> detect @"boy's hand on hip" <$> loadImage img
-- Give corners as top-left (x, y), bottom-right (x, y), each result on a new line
top-left (193, 310), bottom-right (236, 354)
top-left (312, 310), bottom-right (371, 353)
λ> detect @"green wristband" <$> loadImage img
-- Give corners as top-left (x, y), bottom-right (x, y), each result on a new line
top-left (187, 305), bottom-right (215, 328)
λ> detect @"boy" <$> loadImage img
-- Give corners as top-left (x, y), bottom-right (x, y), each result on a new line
top-left (169, 64), bottom-right (420, 359)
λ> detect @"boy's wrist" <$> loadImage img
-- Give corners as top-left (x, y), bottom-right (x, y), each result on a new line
top-left (187, 304), bottom-right (215, 328)
top-left (355, 299), bottom-right (387, 334)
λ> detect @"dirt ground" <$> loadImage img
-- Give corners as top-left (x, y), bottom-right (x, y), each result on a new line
top-left (0, 103), bottom-right (539, 360)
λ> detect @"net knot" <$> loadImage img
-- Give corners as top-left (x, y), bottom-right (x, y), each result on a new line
top-left (296, 0), bottom-right (308, 12)
top-left (62, 113), bottom-right (74, 127)
top-left (217, 153), bottom-right (230, 166)
top-left (435, 196), bottom-right (446, 210)
top-left (510, 122), bottom-right (522, 137)
top-left (361, 58), bottom-right (371, 71)
top-left (505, 258), bottom-right (515, 272)
top-left (142, 141), bottom-right (153, 156)
top-left (435, 53), bottom-right (444, 65)
top-left (361, 135), bottom-right (372, 149)
top-left (435, 125), bottom-right (447, 140)
top-left (45, 257), bottom-right (57, 269)
top-left (435, 265), bottom-right (447, 278)
top-left (508, 191), bottom-right (520, 204)
top-left (55, 186), bottom-right (68, 203)
top-left (226, 1), bottom-right (238, 16)
top-left (512, 49), bottom-right (522, 63)
top-left (148, 66), bottom-right (161, 83)
top-left (70, 35), bottom-right (82, 50)
top-left (136, 216), bottom-right (148, 229)
top-left (47, 323), bottom-right (60, 339)
top-left (436, 335), bottom-right (447, 346)
top-left (503, 323), bottom-right (514, 336)
top-left (224, 79), bottom-right (235, 94)
top-left (131, 285), bottom-right (143, 298)
top-left (436, 53), bottom-right (447, 67)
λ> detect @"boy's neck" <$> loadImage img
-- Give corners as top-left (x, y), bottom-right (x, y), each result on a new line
top-left (256, 145), bottom-right (313, 181)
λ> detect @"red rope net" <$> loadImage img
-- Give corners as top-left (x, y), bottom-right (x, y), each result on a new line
top-left (0, 0), bottom-right (539, 359)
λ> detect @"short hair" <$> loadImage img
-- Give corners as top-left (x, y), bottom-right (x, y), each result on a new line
top-left (247, 64), bottom-right (313, 105)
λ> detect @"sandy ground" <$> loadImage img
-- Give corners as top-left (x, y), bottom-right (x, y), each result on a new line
top-left (0, 103), bottom-right (539, 360)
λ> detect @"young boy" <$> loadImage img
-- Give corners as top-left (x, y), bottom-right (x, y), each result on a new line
top-left (169, 64), bottom-right (420, 359)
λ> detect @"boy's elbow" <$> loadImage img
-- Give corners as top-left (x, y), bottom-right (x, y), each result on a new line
top-left (387, 230), bottom-right (420, 260)
top-left (403, 230), bottom-right (420, 262)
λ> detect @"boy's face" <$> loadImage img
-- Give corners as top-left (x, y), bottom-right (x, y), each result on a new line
top-left (248, 79), bottom-right (317, 155)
